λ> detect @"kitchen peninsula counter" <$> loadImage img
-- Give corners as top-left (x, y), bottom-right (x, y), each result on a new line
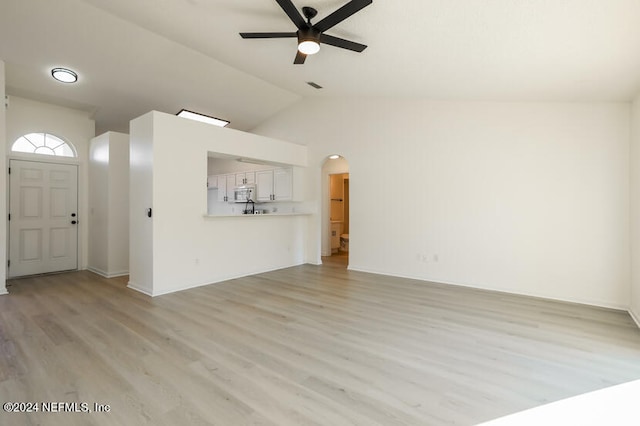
top-left (203, 211), bottom-right (313, 218)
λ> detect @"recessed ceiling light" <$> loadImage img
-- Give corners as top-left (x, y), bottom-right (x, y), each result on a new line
top-left (51, 68), bottom-right (78, 83)
top-left (329, 154), bottom-right (340, 160)
top-left (176, 109), bottom-right (229, 127)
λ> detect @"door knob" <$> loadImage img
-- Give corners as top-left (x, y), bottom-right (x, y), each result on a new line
top-left (71, 220), bottom-right (77, 225)
top-left (71, 213), bottom-right (76, 217)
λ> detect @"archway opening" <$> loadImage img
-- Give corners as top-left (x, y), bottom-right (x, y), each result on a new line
top-left (321, 155), bottom-right (350, 268)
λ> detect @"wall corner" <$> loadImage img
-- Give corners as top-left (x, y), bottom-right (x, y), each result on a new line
top-left (629, 308), bottom-right (640, 329)
top-left (630, 95), bottom-right (640, 327)
top-left (1, 60), bottom-right (7, 294)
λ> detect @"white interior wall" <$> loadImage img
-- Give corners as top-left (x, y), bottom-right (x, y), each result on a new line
top-left (253, 98), bottom-right (631, 309)
top-left (630, 96), bottom-right (640, 326)
top-left (88, 131), bottom-right (129, 278)
top-left (108, 132), bottom-right (129, 276)
top-left (129, 114), bottom-right (154, 295)
top-left (130, 111), bottom-right (309, 296)
top-left (5, 96), bottom-right (95, 272)
top-left (88, 133), bottom-right (109, 275)
top-left (0, 61), bottom-right (6, 293)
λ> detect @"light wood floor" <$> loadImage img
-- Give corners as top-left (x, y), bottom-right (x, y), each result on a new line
top-left (1, 264), bottom-right (639, 425)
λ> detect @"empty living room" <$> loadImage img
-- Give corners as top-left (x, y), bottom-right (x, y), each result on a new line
top-left (1, 0), bottom-right (640, 425)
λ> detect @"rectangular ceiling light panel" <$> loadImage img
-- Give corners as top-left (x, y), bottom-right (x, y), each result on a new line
top-left (177, 109), bottom-right (229, 127)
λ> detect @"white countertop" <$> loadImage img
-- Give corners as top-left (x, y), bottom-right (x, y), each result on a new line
top-left (203, 212), bottom-right (312, 218)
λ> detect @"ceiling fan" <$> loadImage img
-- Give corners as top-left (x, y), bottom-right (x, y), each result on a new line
top-left (240, 0), bottom-right (372, 64)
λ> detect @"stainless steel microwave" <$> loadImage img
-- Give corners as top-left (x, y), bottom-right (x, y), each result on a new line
top-left (233, 185), bottom-right (255, 203)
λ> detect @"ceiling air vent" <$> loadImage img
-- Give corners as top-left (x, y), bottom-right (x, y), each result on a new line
top-left (307, 81), bottom-right (323, 89)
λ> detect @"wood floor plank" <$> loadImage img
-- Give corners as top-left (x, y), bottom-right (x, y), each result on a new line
top-left (1, 264), bottom-right (639, 425)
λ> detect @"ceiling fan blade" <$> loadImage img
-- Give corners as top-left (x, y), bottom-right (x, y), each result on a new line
top-left (314, 0), bottom-right (372, 32)
top-left (275, 0), bottom-right (308, 30)
top-left (320, 34), bottom-right (367, 52)
top-left (240, 32), bottom-right (297, 39)
top-left (294, 50), bottom-right (307, 64)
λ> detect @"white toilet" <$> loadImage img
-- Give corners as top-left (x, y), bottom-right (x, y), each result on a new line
top-left (340, 234), bottom-right (349, 252)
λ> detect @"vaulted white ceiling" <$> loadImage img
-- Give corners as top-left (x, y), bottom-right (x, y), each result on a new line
top-left (2, 0), bottom-right (640, 134)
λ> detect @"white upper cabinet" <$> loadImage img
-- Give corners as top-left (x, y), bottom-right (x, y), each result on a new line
top-left (212, 174), bottom-right (238, 202)
top-left (211, 167), bottom-right (296, 203)
top-left (216, 174), bottom-right (228, 202)
top-left (273, 168), bottom-right (292, 201)
top-left (226, 174), bottom-right (236, 201)
top-left (255, 168), bottom-right (292, 201)
top-left (255, 170), bottom-right (274, 202)
top-left (235, 172), bottom-right (255, 186)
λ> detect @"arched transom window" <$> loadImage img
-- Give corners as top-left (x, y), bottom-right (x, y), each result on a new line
top-left (11, 133), bottom-right (76, 157)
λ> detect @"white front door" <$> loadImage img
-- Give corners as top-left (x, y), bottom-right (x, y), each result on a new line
top-left (8, 160), bottom-right (78, 277)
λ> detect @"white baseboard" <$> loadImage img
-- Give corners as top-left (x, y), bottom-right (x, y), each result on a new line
top-left (87, 267), bottom-right (129, 279)
top-left (127, 281), bottom-right (153, 296)
top-left (109, 272), bottom-right (129, 278)
top-left (87, 267), bottom-right (107, 276)
top-left (0, 286), bottom-right (7, 295)
top-left (347, 264), bottom-right (629, 312)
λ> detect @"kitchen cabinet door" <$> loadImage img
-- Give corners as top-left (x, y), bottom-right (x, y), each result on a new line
top-left (235, 172), bottom-right (256, 186)
top-left (207, 175), bottom-right (217, 189)
top-left (216, 175), bottom-right (227, 202)
top-left (226, 174), bottom-right (236, 202)
top-left (273, 168), bottom-right (292, 201)
top-left (255, 170), bottom-right (274, 201)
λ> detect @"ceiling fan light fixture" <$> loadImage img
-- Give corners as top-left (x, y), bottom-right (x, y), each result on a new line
top-left (298, 40), bottom-right (320, 55)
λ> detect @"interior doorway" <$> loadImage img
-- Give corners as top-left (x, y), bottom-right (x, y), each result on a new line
top-left (8, 159), bottom-right (79, 277)
top-left (329, 172), bottom-right (349, 252)
top-left (321, 155), bottom-right (349, 268)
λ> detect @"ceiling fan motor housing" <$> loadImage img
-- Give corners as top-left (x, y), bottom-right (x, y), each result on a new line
top-left (298, 27), bottom-right (321, 45)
